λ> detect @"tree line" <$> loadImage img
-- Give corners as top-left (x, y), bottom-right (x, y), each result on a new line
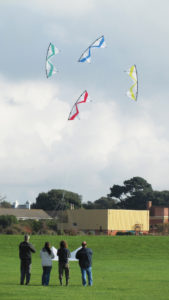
top-left (1, 177), bottom-right (169, 211)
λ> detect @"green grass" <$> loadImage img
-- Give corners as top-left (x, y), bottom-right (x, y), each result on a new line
top-left (0, 235), bottom-right (169, 299)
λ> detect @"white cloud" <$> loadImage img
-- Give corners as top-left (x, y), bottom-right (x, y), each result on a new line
top-left (15, 0), bottom-right (94, 17)
top-left (1, 1), bottom-right (169, 203)
top-left (0, 76), bottom-right (169, 203)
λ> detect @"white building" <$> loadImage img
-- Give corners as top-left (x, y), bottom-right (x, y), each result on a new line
top-left (12, 200), bottom-right (31, 210)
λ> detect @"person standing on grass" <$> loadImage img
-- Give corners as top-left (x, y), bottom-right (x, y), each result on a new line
top-left (19, 234), bottom-right (36, 285)
top-left (40, 242), bottom-right (54, 286)
top-left (76, 241), bottom-right (93, 286)
top-left (57, 240), bottom-right (71, 286)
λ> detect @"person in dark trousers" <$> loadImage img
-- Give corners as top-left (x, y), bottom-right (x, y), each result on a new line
top-left (76, 241), bottom-right (93, 286)
top-left (40, 242), bottom-right (54, 286)
top-left (57, 240), bottom-right (70, 286)
top-left (19, 234), bottom-right (36, 285)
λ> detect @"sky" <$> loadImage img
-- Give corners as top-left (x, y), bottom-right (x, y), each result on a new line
top-left (1, 0), bottom-right (169, 204)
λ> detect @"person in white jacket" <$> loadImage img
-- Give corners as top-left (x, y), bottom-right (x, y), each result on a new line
top-left (40, 242), bottom-right (54, 286)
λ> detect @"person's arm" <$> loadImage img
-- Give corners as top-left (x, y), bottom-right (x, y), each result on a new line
top-left (89, 249), bottom-right (93, 255)
top-left (29, 243), bottom-right (36, 253)
top-left (76, 250), bottom-right (80, 259)
top-left (19, 243), bottom-right (22, 259)
top-left (68, 249), bottom-right (71, 258)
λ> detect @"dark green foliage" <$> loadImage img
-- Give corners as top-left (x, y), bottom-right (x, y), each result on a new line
top-left (0, 215), bottom-right (18, 228)
top-left (32, 189), bottom-right (82, 211)
top-left (31, 220), bottom-right (43, 233)
top-left (0, 201), bottom-right (12, 208)
top-left (108, 176), bottom-right (154, 209)
top-left (84, 176), bottom-right (169, 210)
top-left (83, 197), bottom-right (117, 209)
top-left (47, 219), bottom-right (58, 231)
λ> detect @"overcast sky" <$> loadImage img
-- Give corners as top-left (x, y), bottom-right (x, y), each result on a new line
top-left (1, 0), bottom-right (169, 204)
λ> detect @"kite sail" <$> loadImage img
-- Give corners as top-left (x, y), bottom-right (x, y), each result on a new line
top-left (51, 246), bottom-right (81, 261)
top-left (126, 65), bottom-right (138, 101)
top-left (69, 247), bottom-right (81, 261)
top-left (46, 43), bottom-right (59, 78)
top-left (68, 90), bottom-right (90, 120)
top-left (46, 60), bottom-right (57, 78)
top-left (78, 35), bottom-right (106, 63)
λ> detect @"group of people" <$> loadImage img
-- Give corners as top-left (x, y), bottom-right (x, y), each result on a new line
top-left (19, 234), bottom-right (93, 287)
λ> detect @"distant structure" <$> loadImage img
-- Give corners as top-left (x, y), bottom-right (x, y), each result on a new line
top-left (147, 201), bottom-right (169, 231)
top-left (56, 208), bottom-right (149, 235)
top-left (12, 200), bottom-right (31, 210)
top-left (0, 208), bottom-right (52, 221)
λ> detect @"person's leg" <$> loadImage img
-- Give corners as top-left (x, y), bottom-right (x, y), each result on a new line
top-left (25, 262), bottom-right (31, 285)
top-left (65, 265), bottom-right (69, 286)
top-left (46, 267), bottom-right (52, 286)
top-left (20, 260), bottom-right (26, 285)
top-left (81, 268), bottom-right (87, 286)
top-left (59, 263), bottom-right (63, 285)
top-left (86, 267), bottom-right (93, 286)
top-left (42, 267), bottom-right (46, 285)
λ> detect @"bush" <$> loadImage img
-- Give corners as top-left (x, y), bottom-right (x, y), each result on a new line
top-left (156, 223), bottom-right (169, 235)
top-left (88, 230), bottom-right (95, 235)
top-left (57, 229), bottom-right (65, 236)
top-left (0, 215), bottom-right (18, 228)
top-left (77, 231), bottom-right (86, 235)
top-left (67, 229), bottom-right (78, 236)
top-left (47, 220), bottom-right (58, 231)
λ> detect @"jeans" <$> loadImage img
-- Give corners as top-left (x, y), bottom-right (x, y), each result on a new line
top-left (42, 266), bottom-right (52, 286)
top-left (20, 260), bottom-right (31, 285)
top-left (81, 267), bottom-right (93, 286)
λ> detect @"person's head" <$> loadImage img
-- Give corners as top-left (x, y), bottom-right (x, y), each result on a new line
top-left (44, 242), bottom-right (50, 249)
top-left (82, 241), bottom-right (87, 248)
top-left (60, 240), bottom-right (68, 249)
top-left (24, 234), bottom-right (30, 242)
top-left (44, 241), bottom-right (51, 255)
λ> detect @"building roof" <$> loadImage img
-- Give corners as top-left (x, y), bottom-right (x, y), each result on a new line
top-left (0, 208), bottom-right (52, 220)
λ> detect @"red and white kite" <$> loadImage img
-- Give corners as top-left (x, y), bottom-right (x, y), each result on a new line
top-left (68, 90), bottom-right (89, 120)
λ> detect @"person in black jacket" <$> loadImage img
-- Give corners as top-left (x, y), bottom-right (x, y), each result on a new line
top-left (19, 234), bottom-right (36, 285)
top-left (76, 241), bottom-right (93, 286)
top-left (57, 240), bottom-right (70, 286)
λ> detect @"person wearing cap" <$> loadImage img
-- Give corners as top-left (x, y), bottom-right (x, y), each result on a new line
top-left (76, 241), bottom-right (93, 286)
top-left (19, 234), bottom-right (36, 285)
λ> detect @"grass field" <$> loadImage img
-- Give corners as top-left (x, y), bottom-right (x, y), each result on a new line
top-left (0, 235), bottom-right (169, 300)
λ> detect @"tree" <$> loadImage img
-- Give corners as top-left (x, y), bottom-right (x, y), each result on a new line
top-left (0, 194), bottom-right (6, 203)
top-left (108, 177), bottom-right (153, 209)
top-left (0, 215), bottom-right (18, 228)
top-left (32, 189), bottom-right (82, 211)
top-left (83, 201), bottom-right (95, 209)
top-left (83, 197), bottom-right (117, 209)
top-left (0, 201), bottom-right (12, 208)
top-left (149, 190), bottom-right (169, 207)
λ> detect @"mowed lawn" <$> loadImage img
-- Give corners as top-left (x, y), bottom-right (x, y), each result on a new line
top-left (0, 235), bottom-right (169, 300)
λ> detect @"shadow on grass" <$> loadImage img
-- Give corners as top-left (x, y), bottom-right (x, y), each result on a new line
top-left (0, 283), bottom-right (82, 287)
